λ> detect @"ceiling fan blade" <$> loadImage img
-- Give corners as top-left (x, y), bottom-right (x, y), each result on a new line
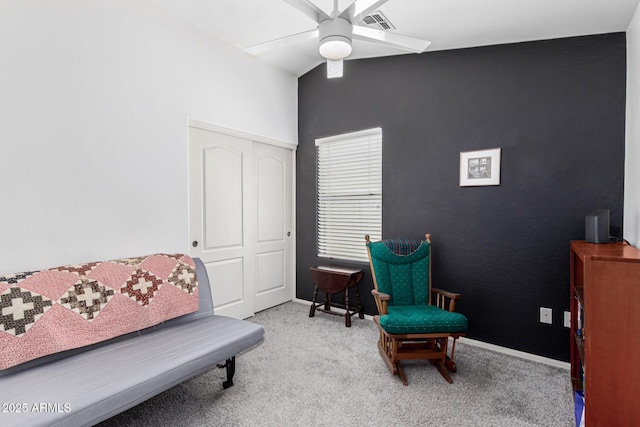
top-left (352, 26), bottom-right (431, 53)
top-left (244, 29), bottom-right (319, 56)
top-left (327, 59), bottom-right (343, 78)
top-left (340, 0), bottom-right (390, 23)
top-left (284, 0), bottom-right (331, 23)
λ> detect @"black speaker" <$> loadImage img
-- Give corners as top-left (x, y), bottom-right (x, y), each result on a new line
top-left (585, 209), bottom-right (610, 244)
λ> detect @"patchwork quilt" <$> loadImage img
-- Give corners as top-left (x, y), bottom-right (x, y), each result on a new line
top-left (0, 253), bottom-right (199, 370)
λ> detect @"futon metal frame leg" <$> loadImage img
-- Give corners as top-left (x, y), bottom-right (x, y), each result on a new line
top-left (217, 356), bottom-right (236, 389)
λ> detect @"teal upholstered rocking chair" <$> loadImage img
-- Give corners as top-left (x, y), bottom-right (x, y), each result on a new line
top-left (365, 234), bottom-right (468, 385)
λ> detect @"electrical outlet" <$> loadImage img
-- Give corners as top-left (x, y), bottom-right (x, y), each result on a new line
top-left (540, 307), bottom-right (552, 324)
top-left (564, 311), bottom-right (571, 328)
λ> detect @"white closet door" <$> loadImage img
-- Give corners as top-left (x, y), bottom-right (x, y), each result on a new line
top-left (189, 124), bottom-right (293, 319)
top-left (253, 142), bottom-right (293, 312)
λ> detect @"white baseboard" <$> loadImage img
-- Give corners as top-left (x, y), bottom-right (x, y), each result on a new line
top-left (458, 337), bottom-right (570, 370)
top-left (292, 298), bottom-right (570, 370)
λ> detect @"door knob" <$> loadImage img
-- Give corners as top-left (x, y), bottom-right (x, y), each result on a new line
top-left (192, 241), bottom-right (198, 247)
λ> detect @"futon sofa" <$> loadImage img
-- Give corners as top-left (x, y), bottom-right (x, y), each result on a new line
top-left (0, 255), bottom-right (265, 427)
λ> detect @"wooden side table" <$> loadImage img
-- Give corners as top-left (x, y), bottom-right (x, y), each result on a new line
top-left (308, 266), bottom-right (364, 327)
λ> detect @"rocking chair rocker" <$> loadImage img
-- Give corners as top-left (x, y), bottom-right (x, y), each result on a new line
top-left (366, 234), bottom-right (468, 385)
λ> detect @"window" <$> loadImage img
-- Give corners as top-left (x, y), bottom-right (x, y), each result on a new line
top-left (316, 128), bottom-right (382, 262)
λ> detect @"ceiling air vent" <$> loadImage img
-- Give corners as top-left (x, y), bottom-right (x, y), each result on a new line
top-left (357, 10), bottom-right (396, 31)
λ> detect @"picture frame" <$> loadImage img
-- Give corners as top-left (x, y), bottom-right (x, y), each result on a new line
top-left (459, 148), bottom-right (501, 187)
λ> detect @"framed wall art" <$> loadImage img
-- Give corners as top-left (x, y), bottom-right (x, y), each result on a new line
top-left (459, 148), bottom-right (501, 186)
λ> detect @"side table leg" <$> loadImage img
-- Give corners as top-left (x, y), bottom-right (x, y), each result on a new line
top-left (344, 289), bottom-right (351, 327)
top-left (309, 286), bottom-right (319, 317)
top-left (354, 285), bottom-right (364, 319)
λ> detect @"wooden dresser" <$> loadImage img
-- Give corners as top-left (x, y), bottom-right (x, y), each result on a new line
top-left (569, 241), bottom-right (640, 426)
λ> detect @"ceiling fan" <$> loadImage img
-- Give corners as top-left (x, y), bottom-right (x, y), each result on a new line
top-left (244, 0), bottom-right (431, 78)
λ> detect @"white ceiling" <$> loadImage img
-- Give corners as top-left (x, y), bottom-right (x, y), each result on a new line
top-left (147, 0), bottom-right (640, 77)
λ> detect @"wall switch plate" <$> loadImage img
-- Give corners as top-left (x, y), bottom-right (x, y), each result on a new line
top-left (540, 307), bottom-right (553, 324)
top-left (564, 311), bottom-right (571, 328)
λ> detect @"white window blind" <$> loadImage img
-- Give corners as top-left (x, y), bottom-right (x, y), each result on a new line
top-left (316, 128), bottom-right (382, 262)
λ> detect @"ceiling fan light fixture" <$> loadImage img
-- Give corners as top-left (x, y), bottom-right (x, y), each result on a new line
top-left (319, 36), bottom-right (352, 60)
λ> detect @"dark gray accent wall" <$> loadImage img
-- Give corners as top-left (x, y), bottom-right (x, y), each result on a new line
top-left (296, 33), bottom-right (626, 361)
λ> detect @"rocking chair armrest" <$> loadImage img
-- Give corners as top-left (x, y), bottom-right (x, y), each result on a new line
top-left (371, 289), bottom-right (390, 300)
top-left (371, 289), bottom-right (390, 315)
top-left (431, 288), bottom-right (461, 299)
top-left (431, 288), bottom-right (461, 312)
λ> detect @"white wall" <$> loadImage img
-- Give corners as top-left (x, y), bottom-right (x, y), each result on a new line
top-left (0, 0), bottom-right (297, 272)
top-left (626, 4), bottom-right (640, 245)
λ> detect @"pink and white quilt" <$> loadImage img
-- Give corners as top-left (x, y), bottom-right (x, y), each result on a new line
top-left (0, 253), bottom-right (199, 370)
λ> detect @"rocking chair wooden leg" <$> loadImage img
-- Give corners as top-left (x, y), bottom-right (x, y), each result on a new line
top-left (435, 360), bottom-right (453, 384)
top-left (444, 356), bottom-right (458, 373)
top-left (396, 363), bottom-right (409, 386)
top-left (378, 339), bottom-right (396, 374)
top-left (445, 337), bottom-right (458, 373)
